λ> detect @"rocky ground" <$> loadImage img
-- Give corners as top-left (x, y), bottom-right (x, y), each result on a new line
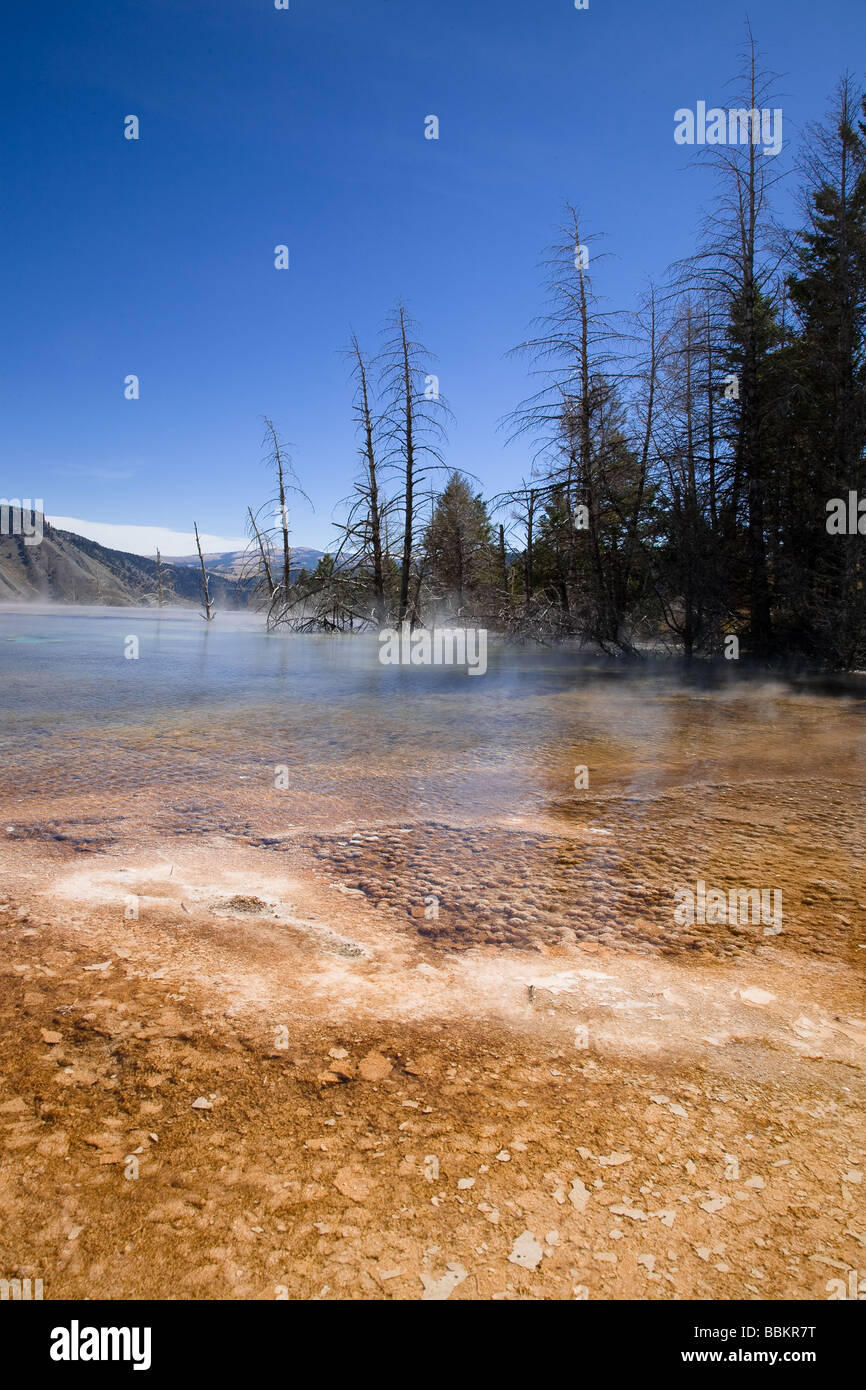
top-left (1, 801), bottom-right (864, 1301)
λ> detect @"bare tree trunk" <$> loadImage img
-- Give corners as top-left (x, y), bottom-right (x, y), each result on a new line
top-left (525, 488), bottom-right (536, 610)
top-left (397, 308), bottom-right (415, 623)
top-left (705, 300), bottom-right (718, 530)
top-left (498, 523), bottom-right (508, 600)
top-left (379, 303), bottom-right (450, 629)
top-left (739, 75), bottom-right (772, 655)
top-left (623, 286), bottom-right (659, 596)
top-left (248, 505), bottom-right (275, 597)
top-left (263, 417), bottom-right (292, 600)
top-left (193, 522), bottom-right (215, 621)
top-left (351, 337), bottom-right (386, 622)
top-left (410, 555), bottom-right (426, 627)
top-left (156, 548), bottom-right (164, 608)
top-left (683, 303), bottom-right (699, 659)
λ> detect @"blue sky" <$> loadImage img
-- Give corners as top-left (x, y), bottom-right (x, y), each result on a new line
top-left (2, 0), bottom-right (863, 553)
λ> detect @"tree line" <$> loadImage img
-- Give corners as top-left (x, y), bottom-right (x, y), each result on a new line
top-left (232, 40), bottom-right (866, 669)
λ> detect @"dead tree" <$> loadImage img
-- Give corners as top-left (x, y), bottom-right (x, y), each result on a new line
top-left (332, 334), bottom-right (394, 624)
top-left (247, 414), bottom-right (311, 628)
top-left (378, 302), bottom-right (450, 624)
top-left (675, 26), bottom-right (787, 656)
top-left (247, 505), bottom-right (276, 598)
top-left (504, 207), bottom-right (631, 646)
top-left (499, 483), bottom-right (540, 611)
top-left (498, 523), bottom-right (508, 600)
top-left (263, 416), bottom-right (292, 603)
top-left (193, 522), bottom-right (215, 621)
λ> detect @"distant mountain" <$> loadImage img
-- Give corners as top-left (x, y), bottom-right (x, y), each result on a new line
top-left (0, 519), bottom-right (249, 608)
top-left (165, 546), bottom-right (325, 580)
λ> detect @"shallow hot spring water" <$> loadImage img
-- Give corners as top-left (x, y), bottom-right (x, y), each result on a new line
top-left (1, 603), bottom-right (864, 963)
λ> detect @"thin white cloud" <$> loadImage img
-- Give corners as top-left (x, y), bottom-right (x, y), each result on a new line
top-left (46, 517), bottom-right (249, 558)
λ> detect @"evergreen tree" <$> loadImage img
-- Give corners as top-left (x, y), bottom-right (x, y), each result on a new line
top-left (783, 78), bottom-right (866, 664)
top-left (423, 474), bottom-right (494, 614)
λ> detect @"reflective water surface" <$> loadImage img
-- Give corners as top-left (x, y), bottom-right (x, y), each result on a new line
top-left (2, 604), bottom-right (865, 960)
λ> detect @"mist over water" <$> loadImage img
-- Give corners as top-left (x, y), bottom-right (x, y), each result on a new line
top-left (1, 604), bottom-right (864, 965)
top-left (2, 605), bottom-right (865, 817)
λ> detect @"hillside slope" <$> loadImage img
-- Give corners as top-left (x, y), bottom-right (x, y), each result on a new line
top-left (0, 521), bottom-right (248, 608)
top-left (164, 545), bottom-right (324, 579)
